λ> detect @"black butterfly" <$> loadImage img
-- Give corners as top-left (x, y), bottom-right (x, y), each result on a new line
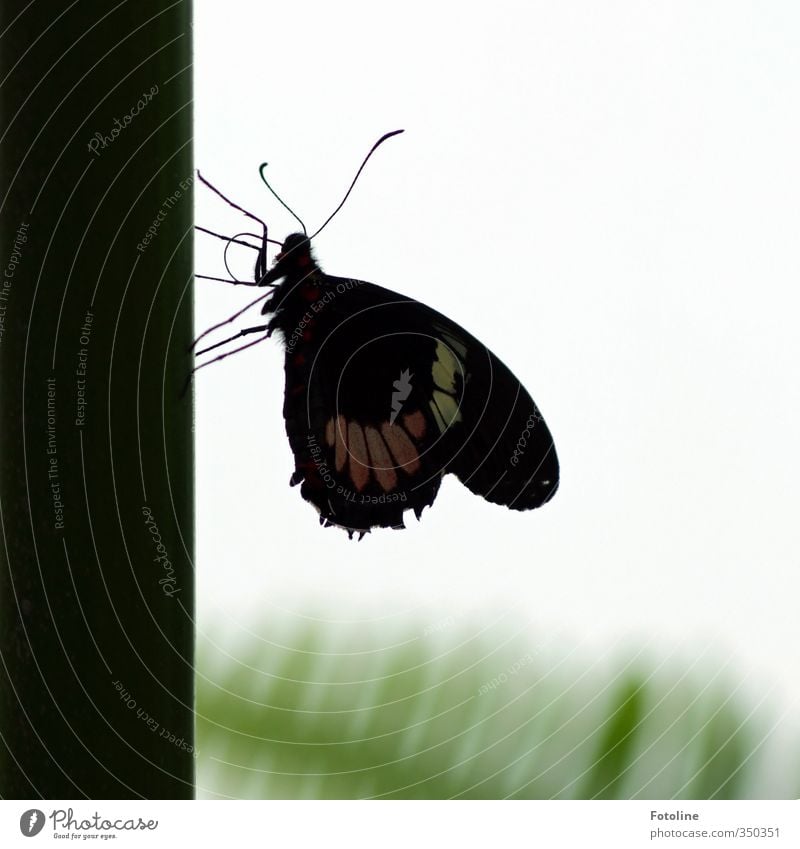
top-left (195, 132), bottom-right (559, 538)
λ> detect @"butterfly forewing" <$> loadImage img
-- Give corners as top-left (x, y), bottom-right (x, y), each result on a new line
top-left (444, 340), bottom-right (559, 510)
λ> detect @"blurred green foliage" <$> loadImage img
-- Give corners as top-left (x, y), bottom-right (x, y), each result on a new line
top-left (196, 617), bottom-right (799, 799)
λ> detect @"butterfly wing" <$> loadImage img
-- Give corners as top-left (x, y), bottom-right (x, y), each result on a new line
top-left (438, 323), bottom-right (559, 511)
top-left (282, 275), bottom-right (558, 535)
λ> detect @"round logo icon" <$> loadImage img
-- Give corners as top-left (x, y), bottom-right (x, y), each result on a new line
top-left (19, 809), bottom-right (46, 837)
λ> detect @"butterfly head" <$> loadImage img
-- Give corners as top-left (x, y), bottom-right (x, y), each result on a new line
top-left (262, 233), bottom-right (316, 284)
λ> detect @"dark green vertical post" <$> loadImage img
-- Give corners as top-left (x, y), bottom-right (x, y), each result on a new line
top-left (0, 2), bottom-right (194, 797)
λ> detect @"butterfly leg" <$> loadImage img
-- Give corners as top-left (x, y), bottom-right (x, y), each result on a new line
top-left (195, 323), bottom-right (271, 358)
top-left (180, 324), bottom-right (272, 397)
top-left (190, 291), bottom-right (271, 352)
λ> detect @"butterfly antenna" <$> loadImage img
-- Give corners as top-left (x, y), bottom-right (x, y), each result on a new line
top-left (259, 163), bottom-right (307, 235)
top-left (197, 170), bottom-right (277, 281)
top-left (310, 129), bottom-right (405, 240)
top-left (197, 171), bottom-right (268, 229)
top-left (194, 226), bottom-right (265, 251)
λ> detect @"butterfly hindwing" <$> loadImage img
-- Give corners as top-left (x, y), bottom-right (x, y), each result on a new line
top-left (280, 282), bottom-right (450, 535)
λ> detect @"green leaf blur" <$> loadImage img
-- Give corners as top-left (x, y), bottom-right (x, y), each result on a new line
top-left (196, 619), bottom-right (799, 799)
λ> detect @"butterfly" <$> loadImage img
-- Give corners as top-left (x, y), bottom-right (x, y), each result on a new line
top-left (194, 132), bottom-right (559, 539)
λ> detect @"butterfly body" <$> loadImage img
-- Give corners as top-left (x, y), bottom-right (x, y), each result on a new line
top-left (258, 234), bottom-right (559, 538)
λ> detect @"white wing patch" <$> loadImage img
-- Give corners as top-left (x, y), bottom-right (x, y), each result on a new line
top-left (432, 340), bottom-right (460, 392)
top-left (432, 390), bottom-right (461, 430)
top-left (429, 339), bottom-right (463, 432)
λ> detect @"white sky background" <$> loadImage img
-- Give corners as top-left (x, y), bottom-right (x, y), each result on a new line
top-left (194, 2), bottom-right (800, 717)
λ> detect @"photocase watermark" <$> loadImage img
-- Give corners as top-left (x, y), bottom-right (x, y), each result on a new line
top-left (336, 486), bottom-right (408, 506)
top-left (137, 175), bottom-right (193, 253)
top-left (307, 433), bottom-right (337, 490)
top-left (389, 368), bottom-right (413, 425)
top-left (19, 809), bottom-right (45, 837)
top-left (477, 653), bottom-right (536, 695)
top-left (75, 309), bottom-right (94, 428)
top-left (87, 84), bottom-right (159, 157)
top-left (306, 433), bottom-right (410, 505)
top-left (1, 221), bottom-right (29, 345)
top-left (284, 278), bottom-right (364, 352)
top-left (141, 505), bottom-right (180, 596)
top-left (113, 678), bottom-right (196, 758)
top-left (509, 409), bottom-right (544, 467)
top-left (423, 615), bottom-right (456, 636)
top-left (46, 377), bottom-right (65, 531)
top-left (285, 309), bottom-right (315, 354)
top-left (26, 805), bottom-right (159, 835)
top-left (477, 637), bottom-right (554, 696)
